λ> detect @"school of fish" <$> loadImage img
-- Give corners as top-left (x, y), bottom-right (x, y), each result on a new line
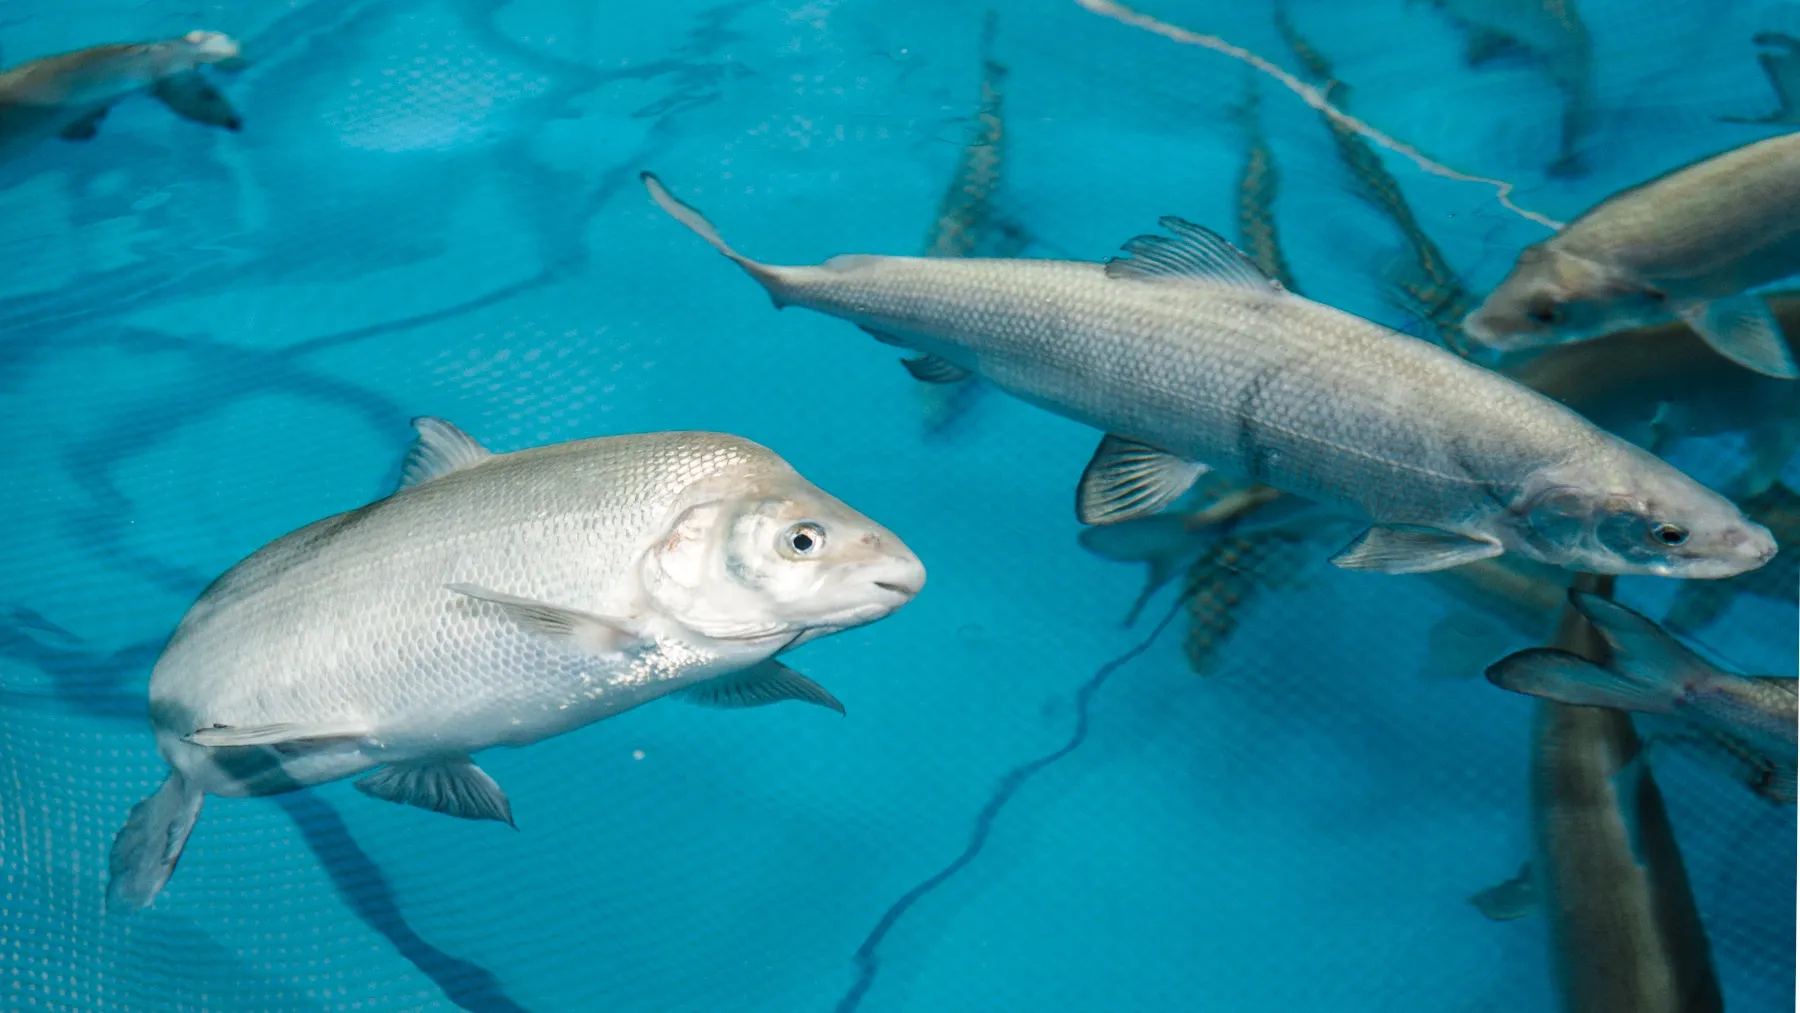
top-left (0, 13), bottom-right (1792, 1012)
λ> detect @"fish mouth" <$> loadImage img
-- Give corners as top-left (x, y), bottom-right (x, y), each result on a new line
top-left (875, 581), bottom-right (918, 597)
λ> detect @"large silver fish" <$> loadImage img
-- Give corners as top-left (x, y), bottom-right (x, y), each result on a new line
top-left (1470, 578), bottom-right (1723, 1013)
top-left (1488, 588), bottom-right (1798, 799)
top-left (108, 419), bottom-right (925, 910)
top-left (642, 173), bottom-right (1775, 579)
top-left (1464, 133), bottom-right (1800, 378)
top-left (0, 31), bottom-right (243, 162)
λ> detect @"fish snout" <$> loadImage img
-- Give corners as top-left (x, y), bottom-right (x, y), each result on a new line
top-left (869, 548), bottom-right (927, 605)
top-left (1681, 520), bottom-right (1780, 578)
top-left (1728, 522), bottom-right (1779, 567)
top-left (853, 527), bottom-right (926, 608)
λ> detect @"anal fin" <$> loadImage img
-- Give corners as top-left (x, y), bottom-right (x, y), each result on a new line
top-left (355, 755), bottom-right (515, 826)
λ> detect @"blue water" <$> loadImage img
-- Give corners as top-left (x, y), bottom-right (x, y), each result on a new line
top-left (0, 1), bottom-right (1795, 1010)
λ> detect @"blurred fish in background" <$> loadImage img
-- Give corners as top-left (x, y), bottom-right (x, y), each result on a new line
top-left (1463, 133), bottom-right (1800, 378)
top-left (1275, 4), bottom-right (1479, 357)
top-left (1416, 0), bottom-right (1595, 177)
top-left (1470, 577), bottom-right (1726, 1013)
top-left (1722, 31), bottom-right (1800, 126)
top-left (911, 11), bottom-right (1028, 439)
top-left (0, 30), bottom-right (243, 164)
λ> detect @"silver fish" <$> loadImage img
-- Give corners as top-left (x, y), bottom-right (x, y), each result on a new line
top-left (0, 31), bottom-right (242, 162)
top-left (1470, 578), bottom-right (1723, 1013)
top-left (642, 172), bottom-right (1775, 579)
top-left (108, 418), bottom-right (925, 910)
top-left (1488, 588), bottom-right (1798, 795)
top-left (1464, 133), bottom-right (1800, 378)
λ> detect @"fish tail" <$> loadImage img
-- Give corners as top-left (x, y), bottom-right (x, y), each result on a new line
top-left (1485, 647), bottom-right (1683, 714)
top-left (640, 171), bottom-right (790, 308)
top-left (106, 769), bottom-right (204, 912)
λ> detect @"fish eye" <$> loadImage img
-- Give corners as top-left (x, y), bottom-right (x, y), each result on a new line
top-left (1525, 298), bottom-right (1562, 326)
top-left (1651, 522), bottom-right (1689, 547)
top-left (783, 522), bottom-right (826, 558)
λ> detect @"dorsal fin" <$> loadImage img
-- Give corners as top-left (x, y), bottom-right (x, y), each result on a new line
top-left (399, 417), bottom-right (492, 489)
top-left (1105, 217), bottom-right (1281, 292)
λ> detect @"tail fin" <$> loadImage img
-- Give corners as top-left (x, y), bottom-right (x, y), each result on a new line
top-left (1485, 647), bottom-right (1683, 714)
top-left (640, 172), bottom-right (786, 304)
top-left (1566, 590), bottom-right (1713, 687)
top-left (107, 770), bottom-right (204, 912)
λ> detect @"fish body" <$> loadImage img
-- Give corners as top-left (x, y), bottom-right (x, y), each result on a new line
top-left (1465, 133), bottom-right (1800, 378)
top-left (1471, 579), bottom-right (1722, 1013)
top-left (0, 31), bottom-right (241, 162)
top-left (1488, 589), bottom-right (1798, 796)
top-left (109, 419), bottom-right (924, 910)
top-left (644, 172), bottom-right (1774, 579)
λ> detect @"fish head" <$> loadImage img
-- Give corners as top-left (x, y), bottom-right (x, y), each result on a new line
top-left (1518, 455), bottom-right (1777, 578)
top-left (177, 31), bottom-right (241, 64)
top-left (642, 472), bottom-right (925, 644)
top-left (1463, 247), bottom-right (1658, 351)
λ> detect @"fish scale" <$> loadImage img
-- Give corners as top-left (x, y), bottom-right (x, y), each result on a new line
top-left (780, 256), bottom-right (1597, 522)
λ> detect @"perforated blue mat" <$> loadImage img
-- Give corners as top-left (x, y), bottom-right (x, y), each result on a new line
top-left (0, 1), bottom-right (1794, 1010)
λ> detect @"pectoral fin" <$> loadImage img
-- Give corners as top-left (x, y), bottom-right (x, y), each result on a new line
top-left (355, 756), bottom-right (515, 826)
top-left (1076, 435), bottom-right (1209, 525)
top-left (1468, 863), bottom-right (1538, 921)
top-left (1329, 525), bottom-right (1502, 573)
top-left (59, 107), bottom-right (109, 141)
top-left (185, 721), bottom-right (373, 750)
top-left (445, 583), bottom-right (646, 656)
top-left (682, 659), bottom-right (846, 714)
top-left (1678, 295), bottom-right (1799, 378)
